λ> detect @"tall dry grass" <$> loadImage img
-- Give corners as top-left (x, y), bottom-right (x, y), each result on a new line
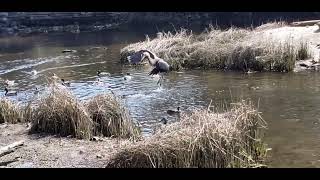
top-left (120, 24), bottom-right (311, 72)
top-left (105, 100), bottom-right (268, 168)
top-left (85, 94), bottom-right (141, 140)
top-left (28, 84), bottom-right (93, 139)
top-left (0, 98), bottom-right (23, 124)
top-left (25, 83), bottom-right (140, 140)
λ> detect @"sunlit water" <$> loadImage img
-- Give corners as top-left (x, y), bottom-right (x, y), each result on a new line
top-left (1, 30), bottom-right (320, 167)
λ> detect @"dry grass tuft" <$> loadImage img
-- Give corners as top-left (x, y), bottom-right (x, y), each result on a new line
top-left (85, 93), bottom-right (141, 140)
top-left (120, 23), bottom-right (311, 72)
top-left (28, 84), bottom-right (93, 139)
top-left (0, 98), bottom-right (23, 124)
top-left (105, 100), bottom-right (268, 168)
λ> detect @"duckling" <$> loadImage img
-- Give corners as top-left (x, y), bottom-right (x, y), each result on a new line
top-left (97, 70), bottom-right (111, 77)
top-left (124, 73), bottom-right (132, 80)
top-left (167, 107), bottom-right (181, 116)
top-left (160, 117), bottom-right (168, 125)
top-left (4, 79), bottom-right (15, 87)
top-left (4, 87), bottom-right (17, 96)
top-left (61, 79), bottom-right (71, 87)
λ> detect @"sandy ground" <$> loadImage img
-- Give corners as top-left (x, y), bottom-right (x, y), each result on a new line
top-left (0, 123), bottom-right (131, 168)
top-left (255, 24), bottom-right (320, 72)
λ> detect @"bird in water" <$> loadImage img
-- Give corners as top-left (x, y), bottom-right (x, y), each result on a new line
top-left (61, 79), bottom-right (71, 87)
top-left (4, 87), bottom-right (17, 96)
top-left (167, 107), bottom-right (181, 116)
top-left (4, 79), bottom-right (15, 87)
top-left (123, 73), bottom-right (132, 80)
top-left (160, 117), bottom-right (168, 125)
top-left (245, 68), bottom-right (256, 74)
top-left (127, 50), bottom-right (171, 86)
top-left (97, 70), bottom-right (111, 77)
top-left (31, 70), bottom-right (38, 76)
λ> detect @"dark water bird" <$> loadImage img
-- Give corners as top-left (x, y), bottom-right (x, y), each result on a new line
top-left (167, 107), bottom-right (180, 116)
top-left (62, 49), bottom-right (76, 53)
top-left (34, 87), bottom-right (39, 95)
top-left (4, 87), bottom-right (17, 96)
top-left (160, 117), bottom-right (168, 125)
top-left (61, 79), bottom-right (71, 87)
top-left (127, 50), bottom-right (171, 85)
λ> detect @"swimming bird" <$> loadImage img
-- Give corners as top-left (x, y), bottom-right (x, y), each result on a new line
top-left (167, 107), bottom-right (180, 116)
top-left (4, 79), bottom-right (15, 87)
top-left (124, 73), bottom-right (132, 80)
top-left (97, 70), bottom-right (111, 77)
top-left (34, 87), bottom-right (39, 95)
top-left (31, 70), bottom-right (38, 76)
top-left (61, 79), bottom-right (71, 87)
top-left (160, 117), bottom-right (168, 125)
top-left (4, 87), bottom-right (17, 96)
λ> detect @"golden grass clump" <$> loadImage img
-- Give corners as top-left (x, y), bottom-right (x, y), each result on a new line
top-left (0, 98), bottom-right (23, 124)
top-left (85, 93), bottom-right (141, 140)
top-left (105, 100), bottom-right (268, 168)
top-left (28, 84), bottom-right (93, 139)
top-left (120, 23), bottom-right (311, 72)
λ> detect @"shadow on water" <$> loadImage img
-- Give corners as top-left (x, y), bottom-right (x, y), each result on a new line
top-left (1, 30), bottom-right (320, 167)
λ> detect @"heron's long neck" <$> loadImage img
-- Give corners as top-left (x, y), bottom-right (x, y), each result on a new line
top-left (147, 54), bottom-right (158, 66)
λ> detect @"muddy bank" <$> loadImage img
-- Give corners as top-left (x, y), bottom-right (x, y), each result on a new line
top-left (0, 123), bottom-right (130, 168)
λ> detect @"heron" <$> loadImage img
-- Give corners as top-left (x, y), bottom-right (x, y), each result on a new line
top-left (127, 50), bottom-right (171, 86)
top-left (4, 87), bottom-right (17, 96)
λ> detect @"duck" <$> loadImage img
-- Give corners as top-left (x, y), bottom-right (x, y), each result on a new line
top-left (4, 79), bottom-right (15, 87)
top-left (97, 70), bottom-right (111, 77)
top-left (52, 73), bottom-right (59, 80)
top-left (167, 107), bottom-right (181, 116)
top-left (29, 70), bottom-right (38, 76)
top-left (61, 79), bottom-right (71, 87)
top-left (245, 69), bottom-right (256, 74)
top-left (34, 87), bottom-right (39, 95)
top-left (160, 117), bottom-right (168, 125)
top-left (4, 87), bottom-right (17, 96)
top-left (124, 73), bottom-right (132, 80)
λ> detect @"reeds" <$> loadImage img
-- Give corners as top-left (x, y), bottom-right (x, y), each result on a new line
top-left (85, 94), bottom-right (141, 140)
top-left (0, 98), bottom-right (23, 124)
top-left (120, 23), bottom-right (311, 72)
top-left (105, 100), bottom-right (268, 168)
top-left (24, 83), bottom-right (140, 140)
top-left (28, 84), bottom-right (93, 139)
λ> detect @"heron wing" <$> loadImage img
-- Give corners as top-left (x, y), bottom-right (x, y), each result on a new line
top-left (127, 51), bottom-right (144, 64)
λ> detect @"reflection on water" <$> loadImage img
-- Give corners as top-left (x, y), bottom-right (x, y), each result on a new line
top-left (1, 31), bottom-right (320, 167)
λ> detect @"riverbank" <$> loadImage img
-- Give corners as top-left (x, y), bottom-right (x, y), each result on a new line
top-left (0, 86), bottom-right (268, 167)
top-left (120, 23), bottom-right (320, 72)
